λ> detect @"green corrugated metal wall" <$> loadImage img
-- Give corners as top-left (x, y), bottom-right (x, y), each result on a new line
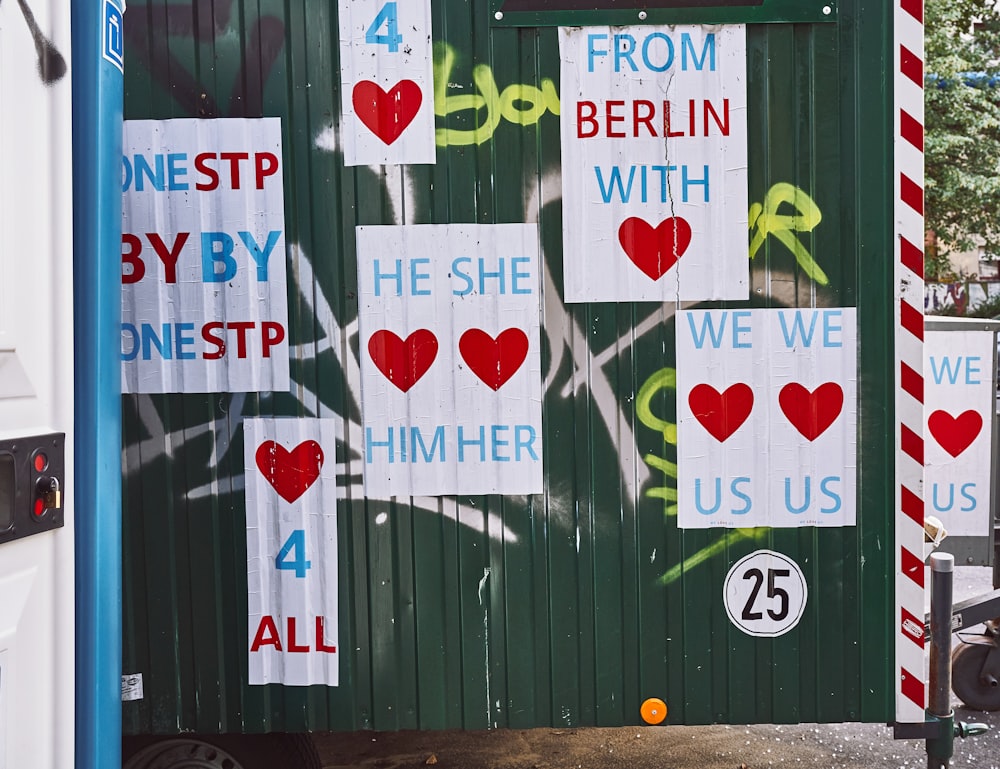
top-left (121, 0), bottom-right (895, 734)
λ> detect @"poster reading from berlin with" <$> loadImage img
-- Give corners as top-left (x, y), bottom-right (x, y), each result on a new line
top-left (121, 118), bottom-right (290, 394)
top-left (356, 224), bottom-right (543, 497)
top-left (559, 26), bottom-right (748, 302)
top-left (676, 308), bottom-right (858, 528)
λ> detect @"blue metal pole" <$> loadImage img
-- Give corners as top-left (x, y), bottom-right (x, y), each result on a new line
top-left (72, 1), bottom-right (124, 768)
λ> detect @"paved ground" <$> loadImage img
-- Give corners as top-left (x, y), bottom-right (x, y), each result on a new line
top-left (313, 565), bottom-right (1000, 769)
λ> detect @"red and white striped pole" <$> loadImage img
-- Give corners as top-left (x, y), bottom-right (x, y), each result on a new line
top-left (894, 0), bottom-right (926, 724)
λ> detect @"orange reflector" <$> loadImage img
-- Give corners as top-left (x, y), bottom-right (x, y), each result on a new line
top-left (640, 697), bottom-right (668, 725)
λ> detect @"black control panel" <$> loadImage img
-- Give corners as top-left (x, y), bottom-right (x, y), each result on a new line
top-left (0, 432), bottom-right (65, 544)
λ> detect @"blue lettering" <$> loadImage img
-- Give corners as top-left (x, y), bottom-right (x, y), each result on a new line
top-left (687, 311), bottom-right (728, 349)
top-left (515, 425), bottom-right (539, 460)
top-left (681, 165), bottom-right (709, 203)
top-left (452, 257), bottom-right (474, 296)
top-left (167, 153), bottom-right (188, 190)
top-left (201, 232), bottom-right (237, 282)
top-left (822, 310), bottom-right (843, 348)
top-left (594, 165), bottom-right (635, 203)
top-left (820, 476), bottom-right (842, 513)
top-left (374, 258), bottom-right (403, 297)
top-left (511, 257), bottom-right (532, 294)
top-left (778, 311), bottom-right (819, 348)
top-left (121, 323), bottom-right (139, 361)
top-left (731, 477), bottom-right (752, 515)
top-left (175, 322), bottom-right (195, 360)
top-left (458, 426), bottom-right (486, 462)
top-left (932, 482), bottom-right (954, 513)
top-left (587, 33), bottom-right (609, 72)
top-left (238, 230), bottom-right (282, 281)
top-left (614, 33), bottom-right (638, 72)
top-left (491, 425), bottom-right (510, 461)
top-left (479, 258), bottom-right (506, 294)
top-left (365, 427), bottom-right (394, 464)
top-left (966, 356), bottom-right (983, 385)
top-left (133, 153), bottom-right (165, 191)
top-left (412, 426), bottom-right (445, 462)
top-left (411, 257), bottom-right (431, 296)
top-left (682, 32), bottom-right (715, 71)
top-left (641, 32), bottom-right (673, 72)
top-left (929, 356), bottom-right (961, 385)
top-left (141, 323), bottom-right (172, 361)
top-left (732, 311), bottom-right (752, 349)
top-left (784, 476), bottom-right (811, 514)
top-left (121, 156), bottom-right (132, 192)
top-left (695, 477), bottom-right (722, 515)
top-left (961, 483), bottom-right (977, 512)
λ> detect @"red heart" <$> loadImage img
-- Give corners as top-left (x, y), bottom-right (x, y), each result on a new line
top-left (928, 409), bottom-right (983, 457)
top-left (352, 80), bottom-right (422, 145)
top-left (778, 382), bottom-right (844, 441)
top-left (458, 328), bottom-right (529, 391)
top-left (368, 329), bottom-right (438, 392)
top-left (688, 383), bottom-right (754, 442)
top-left (255, 440), bottom-right (324, 504)
top-left (618, 216), bottom-right (692, 281)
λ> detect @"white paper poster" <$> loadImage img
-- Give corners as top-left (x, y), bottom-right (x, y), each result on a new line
top-left (925, 330), bottom-right (995, 537)
top-left (559, 26), bottom-right (749, 302)
top-left (676, 308), bottom-right (857, 528)
top-left (244, 418), bottom-right (339, 686)
top-left (357, 224), bottom-right (543, 496)
top-left (338, 0), bottom-right (435, 166)
top-left (121, 118), bottom-right (290, 394)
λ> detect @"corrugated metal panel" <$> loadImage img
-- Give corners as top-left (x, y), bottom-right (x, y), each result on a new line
top-left (121, 0), bottom-right (895, 734)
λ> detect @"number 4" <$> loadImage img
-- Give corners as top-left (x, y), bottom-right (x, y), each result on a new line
top-left (365, 2), bottom-right (403, 53)
top-left (275, 529), bottom-right (312, 579)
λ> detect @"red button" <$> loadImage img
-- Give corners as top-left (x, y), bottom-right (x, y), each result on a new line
top-left (33, 498), bottom-right (44, 517)
top-left (33, 453), bottom-right (47, 472)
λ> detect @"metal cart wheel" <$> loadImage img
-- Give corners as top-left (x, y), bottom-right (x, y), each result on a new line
top-left (952, 641), bottom-right (1000, 711)
top-left (122, 733), bottom-right (321, 769)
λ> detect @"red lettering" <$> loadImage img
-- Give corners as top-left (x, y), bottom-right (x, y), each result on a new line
top-left (664, 100), bottom-right (685, 137)
top-left (704, 98), bottom-right (730, 136)
top-left (121, 233), bottom-right (144, 284)
top-left (194, 153), bottom-right (219, 191)
top-left (146, 232), bottom-right (189, 284)
top-left (605, 100), bottom-right (626, 138)
top-left (201, 322), bottom-right (226, 360)
top-left (577, 101), bottom-right (598, 138)
top-left (255, 152), bottom-right (279, 189)
top-left (633, 100), bottom-right (655, 137)
top-left (228, 321), bottom-right (254, 358)
top-left (250, 615), bottom-right (282, 652)
top-left (315, 616), bottom-right (336, 653)
top-left (220, 151), bottom-right (250, 189)
top-left (286, 617), bottom-right (309, 652)
top-left (261, 322), bottom-right (285, 358)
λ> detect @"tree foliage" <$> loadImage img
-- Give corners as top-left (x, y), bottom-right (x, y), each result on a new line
top-left (925, 0), bottom-right (1000, 279)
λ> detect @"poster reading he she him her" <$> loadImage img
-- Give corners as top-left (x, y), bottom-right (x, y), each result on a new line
top-left (559, 26), bottom-right (749, 303)
top-left (925, 330), bottom-right (996, 538)
top-left (244, 418), bottom-right (339, 686)
top-left (338, 0), bottom-right (435, 166)
top-left (357, 224), bottom-right (543, 497)
top-left (676, 308), bottom-right (857, 528)
top-left (121, 118), bottom-right (290, 394)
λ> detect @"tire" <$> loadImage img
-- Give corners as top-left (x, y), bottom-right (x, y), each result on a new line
top-left (952, 642), bottom-right (1000, 711)
top-left (122, 733), bottom-right (321, 769)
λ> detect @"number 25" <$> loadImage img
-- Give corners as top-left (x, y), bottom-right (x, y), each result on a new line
top-left (741, 567), bottom-right (790, 621)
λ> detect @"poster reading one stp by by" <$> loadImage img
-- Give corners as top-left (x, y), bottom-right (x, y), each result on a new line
top-left (121, 118), bottom-right (290, 394)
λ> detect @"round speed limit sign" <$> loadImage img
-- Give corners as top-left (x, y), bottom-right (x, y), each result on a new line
top-left (723, 550), bottom-right (807, 637)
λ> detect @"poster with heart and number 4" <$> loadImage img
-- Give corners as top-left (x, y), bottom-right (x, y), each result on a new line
top-left (559, 26), bottom-right (749, 302)
top-left (338, 0), bottom-right (435, 166)
top-left (244, 418), bottom-right (339, 685)
top-left (676, 308), bottom-right (857, 528)
top-left (356, 224), bottom-right (543, 497)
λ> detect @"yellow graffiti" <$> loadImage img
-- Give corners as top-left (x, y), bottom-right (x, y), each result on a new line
top-left (434, 43), bottom-right (560, 147)
top-left (637, 368), bottom-right (771, 586)
top-left (749, 182), bottom-right (827, 285)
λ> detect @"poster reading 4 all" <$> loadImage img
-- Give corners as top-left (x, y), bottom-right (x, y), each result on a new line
top-left (676, 308), bottom-right (858, 529)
